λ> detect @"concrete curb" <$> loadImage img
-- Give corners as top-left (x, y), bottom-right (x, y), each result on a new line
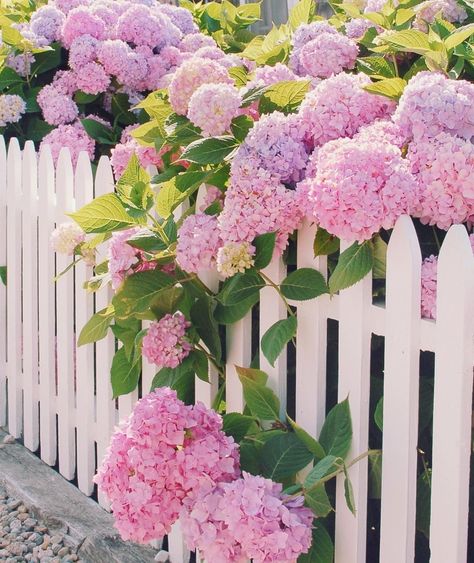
top-left (0, 428), bottom-right (157, 563)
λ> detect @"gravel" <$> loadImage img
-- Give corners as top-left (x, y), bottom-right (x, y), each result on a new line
top-left (0, 486), bottom-right (82, 563)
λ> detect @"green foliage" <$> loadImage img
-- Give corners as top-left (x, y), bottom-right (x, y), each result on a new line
top-left (69, 194), bottom-right (138, 234)
top-left (261, 432), bottom-right (313, 480)
top-left (219, 270), bottom-right (266, 305)
top-left (253, 232), bottom-right (277, 270)
top-left (328, 242), bottom-right (374, 293)
top-left (261, 316), bottom-right (297, 367)
top-left (319, 398), bottom-right (353, 458)
top-left (111, 346), bottom-right (142, 398)
top-left (0, 266), bottom-right (6, 286)
top-left (78, 306), bottom-right (114, 346)
top-left (281, 268), bottom-right (329, 301)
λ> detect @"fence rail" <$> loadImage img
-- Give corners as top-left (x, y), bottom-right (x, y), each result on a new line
top-left (0, 137), bottom-right (473, 563)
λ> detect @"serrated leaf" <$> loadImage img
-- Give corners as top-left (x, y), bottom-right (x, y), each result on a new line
top-left (305, 484), bottom-right (332, 517)
top-left (261, 432), bottom-right (313, 480)
top-left (235, 365), bottom-right (268, 386)
top-left (259, 80), bottom-right (311, 114)
top-left (238, 372), bottom-right (280, 421)
top-left (305, 455), bottom-right (343, 488)
top-left (261, 316), bottom-right (297, 367)
top-left (314, 228), bottom-right (339, 257)
top-left (253, 232), bottom-right (276, 270)
top-left (180, 136), bottom-right (238, 164)
top-left (319, 398), bottom-right (352, 459)
top-left (357, 56), bottom-right (396, 79)
top-left (289, 0), bottom-right (315, 30)
top-left (214, 292), bottom-right (259, 324)
top-left (281, 268), bottom-right (328, 301)
top-left (223, 412), bottom-right (258, 442)
top-left (231, 114), bottom-right (253, 141)
top-left (445, 23), bottom-right (474, 50)
top-left (328, 241), bottom-right (373, 293)
top-left (363, 77), bottom-right (407, 100)
top-left (287, 417), bottom-right (326, 461)
top-left (380, 29), bottom-right (432, 54)
top-left (69, 194), bottom-right (137, 233)
top-left (78, 306), bottom-right (114, 346)
top-left (111, 347), bottom-right (141, 398)
top-left (220, 270), bottom-right (265, 305)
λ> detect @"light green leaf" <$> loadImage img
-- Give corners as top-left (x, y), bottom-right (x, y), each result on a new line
top-left (344, 467), bottom-right (356, 515)
top-left (319, 398), bottom-right (352, 459)
top-left (259, 80), bottom-right (311, 114)
top-left (357, 56), bottom-right (396, 79)
top-left (261, 316), bottom-right (297, 367)
top-left (111, 347), bottom-right (141, 398)
top-left (328, 241), bottom-right (374, 293)
top-left (372, 235), bottom-right (387, 279)
top-left (281, 268), bottom-right (328, 301)
top-left (78, 306), bottom-right (114, 346)
top-left (156, 179), bottom-right (189, 219)
top-left (180, 136), bottom-right (238, 164)
top-left (69, 194), bottom-right (137, 234)
top-left (287, 417), bottom-right (326, 461)
top-left (363, 77), bottom-right (407, 100)
top-left (261, 432), bottom-right (313, 480)
top-left (289, 0), bottom-right (315, 30)
top-left (304, 484), bottom-right (333, 517)
top-left (445, 23), bottom-right (474, 50)
top-left (379, 29), bottom-right (432, 54)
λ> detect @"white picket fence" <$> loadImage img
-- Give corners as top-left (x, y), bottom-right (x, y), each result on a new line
top-left (0, 136), bottom-right (473, 563)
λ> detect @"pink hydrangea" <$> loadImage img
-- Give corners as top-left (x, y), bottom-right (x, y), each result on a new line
top-left (298, 72), bottom-right (395, 149)
top-left (168, 57), bottom-right (233, 115)
top-left (95, 388), bottom-right (240, 543)
top-left (407, 133), bottom-right (474, 230)
top-left (200, 185), bottom-right (224, 212)
top-left (110, 138), bottom-right (164, 179)
top-left (0, 94), bottom-right (26, 126)
top-left (413, 0), bottom-right (467, 32)
top-left (181, 472), bottom-right (313, 563)
top-left (232, 112), bottom-right (308, 185)
top-left (6, 52), bottom-right (34, 77)
top-left (393, 72), bottom-right (474, 141)
top-left (62, 6), bottom-right (107, 48)
top-left (220, 159), bottom-right (305, 253)
top-left (29, 6), bottom-right (65, 44)
top-left (37, 85), bottom-right (78, 125)
top-left (301, 137), bottom-right (419, 242)
top-left (52, 69), bottom-right (77, 95)
top-left (246, 62), bottom-right (300, 90)
top-left (107, 227), bottom-right (143, 289)
top-left (188, 83), bottom-right (242, 137)
top-left (68, 34), bottom-right (99, 69)
top-left (176, 214), bottom-right (222, 274)
top-left (74, 61), bottom-right (110, 94)
top-left (40, 122), bottom-right (95, 165)
top-left (142, 313), bottom-right (192, 368)
top-left (345, 18), bottom-right (375, 39)
top-left (179, 33), bottom-right (217, 53)
top-left (97, 39), bottom-right (131, 75)
top-left (299, 33), bottom-right (359, 78)
top-left (53, 0), bottom-right (89, 15)
top-left (50, 222), bottom-right (85, 255)
top-left (354, 119), bottom-right (406, 148)
top-left (159, 3), bottom-right (198, 35)
top-left (290, 21), bottom-right (338, 75)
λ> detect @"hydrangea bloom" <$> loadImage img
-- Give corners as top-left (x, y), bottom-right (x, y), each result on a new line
top-left (53, 0), bottom-right (89, 15)
top-left (159, 3), bottom-right (198, 35)
top-left (62, 6), bottom-right (106, 48)
top-left (107, 227), bottom-right (144, 289)
top-left (290, 21), bottom-right (338, 75)
top-left (68, 34), bottom-right (99, 69)
top-left (6, 52), bottom-right (34, 77)
top-left (407, 132), bottom-right (474, 229)
top-left (413, 0), bottom-right (467, 32)
top-left (298, 72), bottom-right (395, 149)
top-left (50, 222), bottom-right (85, 255)
top-left (74, 61), bottom-right (110, 94)
top-left (95, 388), bottom-right (239, 543)
top-left (393, 72), bottom-right (474, 141)
top-left (188, 83), bottom-right (242, 137)
top-left (110, 132), bottom-right (165, 179)
top-left (176, 214), bottom-right (222, 274)
top-left (0, 94), bottom-right (26, 126)
top-left (299, 33), bottom-right (359, 78)
top-left (40, 122), bottom-right (95, 165)
top-left (181, 473), bottom-right (313, 563)
top-left (345, 18), bottom-right (375, 39)
top-left (217, 242), bottom-right (255, 278)
top-left (29, 5), bottom-right (65, 44)
top-left (179, 33), bottom-right (217, 53)
top-left (142, 313), bottom-right (192, 368)
top-left (354, 119), bottom-right (406, 148)
top-left (246, 62), bottom-right (299, 90)
top-left (37, 86), bottom-right (78, 125)
top-left (200, 185), bottom-right (224, 212)
top-left (233, 112), bottom-right (308, 185)
top-left (220, 160), bottom-right (305, 253)
top-left (168, 57), bottom-right (233, 115)
top-left (302, 137), bottom-right (419, 242)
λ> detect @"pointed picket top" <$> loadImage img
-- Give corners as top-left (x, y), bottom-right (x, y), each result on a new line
top-left (95, 155), bottom-right (115, 196)
top-left (430, 224), bottom-right (474, 563)
top-left (75, 151), bottom-right (93, 207)
top-left (56, 147), bottom-right (74, 212)
top-left (7, 137), bottom-right (22, 183)
top-left (387, 215), bottom-right (421, 272)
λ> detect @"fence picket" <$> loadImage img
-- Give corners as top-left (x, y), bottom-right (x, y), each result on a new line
top-left (225, 313), bottom-right (252, 413)
top-left (334, 241), bottom-right (372, 563)
top-left (55, 148), bottom-right (76, 479)
top-left (6, 138), bottom-right (23, 438)
top-left (429, 226), bottom-right (474, 563)
top-left (0, 136), bottom-right (6, 427)
top-left (38, 146), bottom-right (57, 465)
top-left (21, 141), bottom-right (39, 451)
top-left (379, 216), bottom-right (421, 563)
top-left (75, 152), bottom-right (96, 495)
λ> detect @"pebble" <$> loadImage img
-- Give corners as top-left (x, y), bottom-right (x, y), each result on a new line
top-left (0, 486), bottom-right (83, 562)
top-left (3, 434), bottom-right (16, 444)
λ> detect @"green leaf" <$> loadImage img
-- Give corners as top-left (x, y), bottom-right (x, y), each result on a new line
top-left (314, 228), bottom-right (339, 257)
top-left (395, 8), bottom-right (415, 26)
top-left (193, 349), bottom-right (209, 383)
top-left (344, 468), bottom-right (356, 515)
top-left (220, 270), bottom-right (265, 305)
top-left (151, 360), bottom-right (195, 403)
top-left (150, 285), bottom-right (185, 318)
top-left (235, 365), bottom-right (268, 386)
top-left (319, 398), bottom-right (352, 459)
top-left (113, 269), bottom-right (175, 318)
top-left (111, 347), bottom-right (141, 398)
top-left (305, 455), bottom-right (343, 488)
top-left (111, 324), bottom-right (139, 361)
top-left (127, 230), bottom-right (165, 253)
top-left (289, 0), bottom-right (315, 30)
top-left (372, 235), bottom-right (387, 279)
top-left (190, 295), bottom-right (222, 364)
top-left (299, 525), bottom-right (334, 563)
top-left (81, 118), bottom-right (115, 145)
top-left (281, 268), bottom-right (328, 301)
top-left (29, 45), bottom-right (61, 75)
top-left (444, 23), bottom-right (474, 50)
top-left (287, 417), bottom-right (326, 461)
top-left (78, 306), bottom-right (114, 346)
top-left (74, 91), bottom-right (99, 105)
top-left (238, 371), bottom-right (280, 421)
top-left (328, 242), bottom-right (374, 293)
top-left (214, 292), bottom-right (259, 324)
top-left (180, 136), bottom-right (238, 165)
top-left (253, 232), bottom-right (276, 270)
top-left (0, 67), bottom-right (23, 91)
top-left (261, 432), bottom-right (313, 480)
top-left (156, 179), bottom-right (190, 219)
top-left (374, 396), bottom-right (383, 431)
top-left (259, 80), bottom-right (311, 114)
top-left (368, 451), bottom-right (382, 499)
top-left (357, 56), bottom-right (396, 79)
top-left (0, 266), bottom-right (6, 286)
top-left (223, 412), bottom-right (258, 443)
top-left (111, 93), bottom-right (135, 125)
top-left (69, 194), bottom-right (137, 234)
top-left (304, 484), bottom-right (333, 517)
top-left (416, 469), bottom-right (431, 538)
top-left (231, 114), bottom-right (253, 142)
top-left (363, 77), bottom-right (407, 100)
top-left (380, 29), bottom-right (432, 54)
top-left (25, 117), bottom-right (54, 142)
top-left (228, 65), bottom-right (249, 87)
top-left (261, 316), bottom-right (297, 367)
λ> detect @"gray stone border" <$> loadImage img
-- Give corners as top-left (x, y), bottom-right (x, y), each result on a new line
top-left (0, 429), bottom-right (157, 563)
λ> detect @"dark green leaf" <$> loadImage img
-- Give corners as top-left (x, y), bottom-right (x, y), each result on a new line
top-left (193, 349), bottom-right (209, 383)
top-left (261, 432), bottom-right (313, 480)
top-left (287, 417), bottom-right (326, 461)
top-left (305, 455), bottom-right (343, 488)
top-left (328, 242), bottom-right (374, 293)
top-left (81, 118), bottom-right (115, 144)
top-left (238, 373), bottom-right (280, 421)
top-left (368, 451), bottom-right (382, 499)
top-left (281, 268), bottom-right (328, 301)
top-left (253, 232), bottom-right (276, 270)
top-left (214, 291), bottom-right (259, 324)
top-left (111, 347), bottom-right (141, 398)
top-left (304, 484), bottom-right (332, 517)
top-left (299, 525), bottom-right (334, 563)
top-left (319, 398), bottom-right (352, 459)
top-left (416, 469), bottom-right (431, 538)
top-left (220, 270), bottom-right (265, 305)
top-left (374, 396), bottom-right (383, 431)
top-left (25, 117), bottom-right (54, 142)
top-left (78, 306), bottom-right (114, 346)
top-left (223, 412), bottom-right (258, 443)
top-left (313, 228), bottom-right (339, 257)
top-left (190, 295), bottom-right (222, 363)
top-left (180, 136), bottom-right (238, 165)
top-left (30, 45), bottom-right (61, 75)
top-left (0, 67), bottom-right (23, 90)
top-left (111, 324), bottom-right (139, 361)
top-left (151, 360), bottom-right (195, 403)
top-left (74, 91), bottom-right (99, 104)
top-left (0, 266), bottom-right (6, 286)
top-left (150, 286), bottom-right (185, 318)
top-left (235, 366), bottom-right (268, 386)
top-left (261, 316), bottom-right (297, 367)
top-left (231, 114), bottom-right (253, 142)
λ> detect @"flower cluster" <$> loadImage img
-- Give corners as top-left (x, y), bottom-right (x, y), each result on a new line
top-left (94, 388), bottom-right (240, 543)
top-left (142, 312), bottom-right (192, 368)
top-left (0, 94), bottom-right (26, 127)
top-left (413, 0), bottom-right (467, 32)
top-left (299, 32), bottom-right (359, 79)
top-left (289, 21), bottom-right (338, 75)
top-left (188, 83), bottom-right (242, 137)
top-left (110, 126), bottom-right (165, 178)
top-left (40, 121), bottom-right (95, 166)
top-left (50, 222), bottom-right (85, 255)
top-left (176, 214), bottom-right (222, 274)
top-left (217, 242), bottom-right (255, 279)
top-left (181, 473), bottom-right (313, 563)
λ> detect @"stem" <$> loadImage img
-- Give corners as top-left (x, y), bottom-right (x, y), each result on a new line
top-left (195, 342), bottom-right (225, 379)
top-left (432, 227), bottom-right (441, 252)
top-left (391, 55), bottom-right (399, 77)
top-left (260, 271), bottom-right (294, 317)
